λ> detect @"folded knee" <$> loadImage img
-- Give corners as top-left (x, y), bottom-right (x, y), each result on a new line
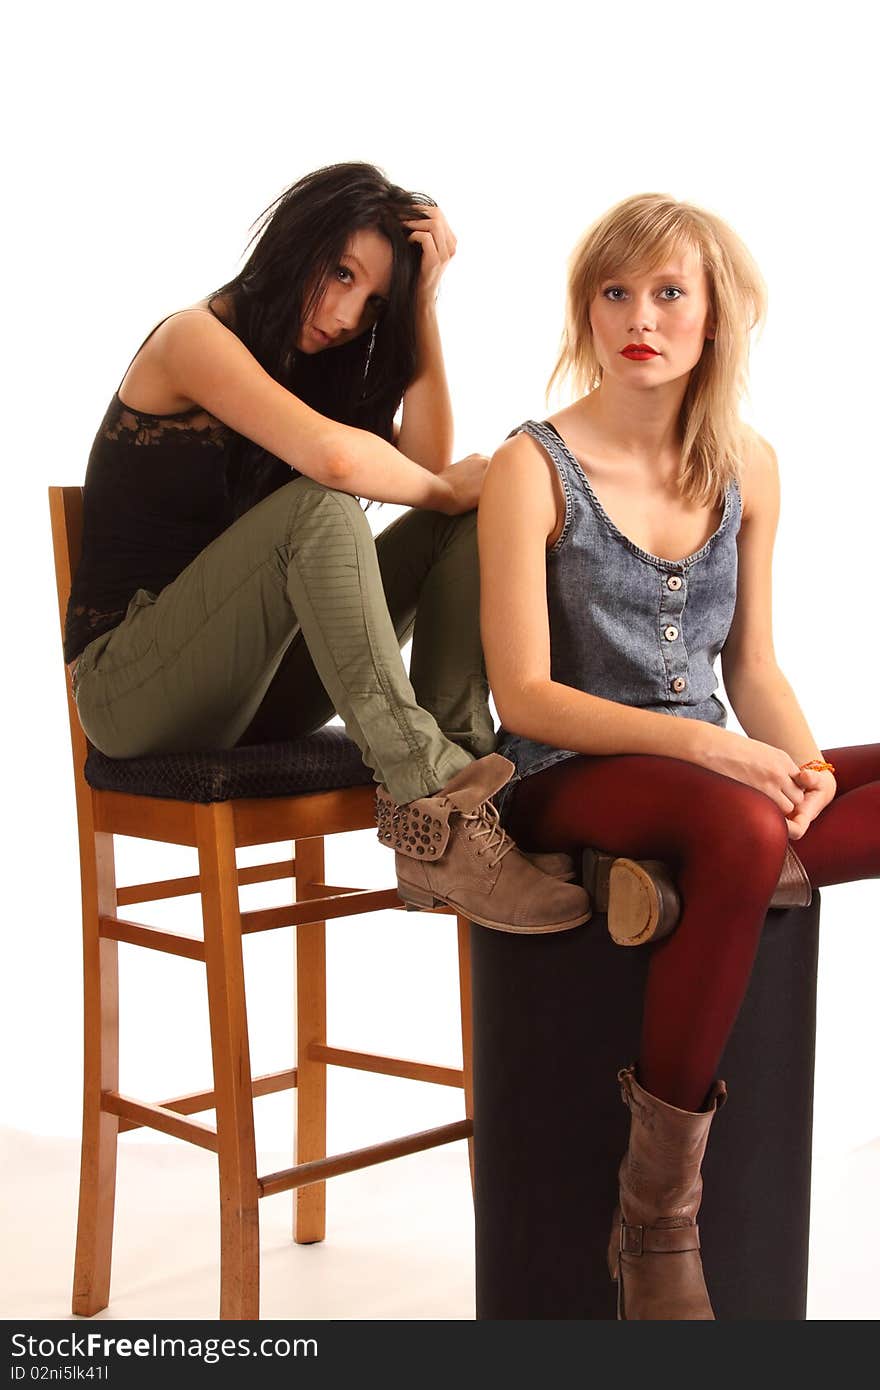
top-left (707, 783), bottom-right (790, 871)
top-left (281, 474), bottom-right (371, 541)
top-left (290, 474), bottom-right (366, 514)
top-left (448, 508), bottom-right (477, 536)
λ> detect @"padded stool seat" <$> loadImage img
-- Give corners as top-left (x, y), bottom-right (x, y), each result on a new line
top-left (83, 727), bottom-right (375, 803)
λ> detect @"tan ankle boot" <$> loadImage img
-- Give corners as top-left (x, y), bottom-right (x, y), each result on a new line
top-left (584, 844), bottom-right (812, 947)
top-left (376, 754), bottom-right (591, 933)
top-left (608, 1065), bottom-right (726, 1320)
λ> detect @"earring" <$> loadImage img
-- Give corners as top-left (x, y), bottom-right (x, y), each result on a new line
top-left (363, 321), bottom-right (377, 380)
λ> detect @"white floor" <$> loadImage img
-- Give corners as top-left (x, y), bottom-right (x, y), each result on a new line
top-left (1, 1127), bottom-right (878, 1321)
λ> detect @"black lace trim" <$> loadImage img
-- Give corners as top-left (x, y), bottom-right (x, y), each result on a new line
top-left (69, 602), bottom-right (126, 634)
top-left (104, 396), bottom-right (230, 448)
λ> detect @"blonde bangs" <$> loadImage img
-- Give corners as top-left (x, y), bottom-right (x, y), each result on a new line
top-left (590, 207), bottom-right (701, 290)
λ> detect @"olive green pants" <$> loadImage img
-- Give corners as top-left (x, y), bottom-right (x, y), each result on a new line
top-left (73, 475), bottom-right (494, 803)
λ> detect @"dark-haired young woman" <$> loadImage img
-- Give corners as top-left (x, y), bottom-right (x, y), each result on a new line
top-left (64, 163), bottom-right (588, 934)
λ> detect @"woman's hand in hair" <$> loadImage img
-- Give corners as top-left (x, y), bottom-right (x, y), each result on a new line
top-left (395, 206), bottom-right (457, 469)
top-left (435, 453), bottom-right (489, 515)
top-left (403, 206), bottom-right (458, 305)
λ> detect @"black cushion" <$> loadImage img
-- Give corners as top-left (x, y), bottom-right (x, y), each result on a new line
top-left (84, 727), bottom-right (375, 804)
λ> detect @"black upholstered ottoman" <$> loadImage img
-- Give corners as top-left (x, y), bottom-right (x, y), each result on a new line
top-left (471, 898), bottom-right (820, 1321)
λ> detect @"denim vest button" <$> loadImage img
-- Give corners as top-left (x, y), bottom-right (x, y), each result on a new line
top-left (667, 574), bottom-right (683, 590)
top-left (672, 676), bottom-right (687, 692)
top-left (664, 625), bottom-right (679, 641)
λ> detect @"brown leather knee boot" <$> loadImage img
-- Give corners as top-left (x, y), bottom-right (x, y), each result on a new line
top-left (608, 1065), bottom-right (727, 1320)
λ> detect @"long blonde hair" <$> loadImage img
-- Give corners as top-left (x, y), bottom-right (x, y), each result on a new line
top-left (548, 194), bottom-right (767, 506)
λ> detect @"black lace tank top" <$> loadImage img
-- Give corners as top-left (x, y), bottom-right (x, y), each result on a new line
top-left (63, 312), bottom-right (294, 663)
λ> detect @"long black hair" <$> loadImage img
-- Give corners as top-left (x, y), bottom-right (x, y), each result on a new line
top-left (212, 162), bottom-right (434, 515)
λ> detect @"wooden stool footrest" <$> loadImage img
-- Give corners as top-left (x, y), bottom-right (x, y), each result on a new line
top-left (260, 1118), bottom-right (473, 1196)
top-left (103, 1092), bottom-right (218, 1150)
top-left (99, 915), bottom-right (206, 960)
top-left (115, 1068), bottom-right (299, 1133)
top-left (311, 1044), bottom-right (464, 1089)
top-left (116, 858), bottom-right (297, 906)
top-left (241, 887), bottom-right (404, 933)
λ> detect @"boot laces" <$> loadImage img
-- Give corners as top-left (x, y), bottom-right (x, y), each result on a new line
top-left (460, 798), bottom-right (515, 868)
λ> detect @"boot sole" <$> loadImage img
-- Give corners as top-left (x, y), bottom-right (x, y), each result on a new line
top-left (396, 879), bottom-right (591, 934)
top-left (585, 857), bottom-right (681, 947)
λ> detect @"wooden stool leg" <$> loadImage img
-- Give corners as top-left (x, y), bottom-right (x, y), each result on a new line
top-left (72, 830), bottom-right (119, 1316)
top-left (293, 837), bottom-right (327, 1244)
top-left (197, 803), bottom-right (260, 1321)
top-left (457, 916), bottom-right (475, 1198)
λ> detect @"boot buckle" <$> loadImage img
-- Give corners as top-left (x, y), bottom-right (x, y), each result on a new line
top-left (620, 1221), bottom-right (701, 1255)
top-left (620, 1222), bottom-right (644, 1256)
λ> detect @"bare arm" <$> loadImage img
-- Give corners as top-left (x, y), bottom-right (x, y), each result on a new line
top-left (394, 299), bottom-right (454, 472)
top-left (478, 434), bottom-right (808, 816)
top-left (721, 434), bottom-right (836, 832)
top-left (155, 310), bottom-right (476, 512)
top-left (394, 207), bottom-right (458, 472)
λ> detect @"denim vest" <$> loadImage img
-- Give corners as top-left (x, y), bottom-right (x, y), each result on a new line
top-left (495, 420), bottom-right (742, 815)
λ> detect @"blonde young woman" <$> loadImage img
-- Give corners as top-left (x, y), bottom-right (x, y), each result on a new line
top-left (477, 194), bottom-right (880, 1319)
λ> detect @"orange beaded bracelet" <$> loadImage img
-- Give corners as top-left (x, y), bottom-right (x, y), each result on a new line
top-left (799, 759), bottom-right (836, 774)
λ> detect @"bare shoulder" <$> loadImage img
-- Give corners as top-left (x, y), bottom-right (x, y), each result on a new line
top-left (152, 304), bottom-right (238, 355)
top-left (482, 430), bottom-right (562, 541)
top-left (153, 306), bottom-right (270, 404)
top-left (119, 302), bottom-right (244, 414)
top-left (737, 426), bottom-right (780, 523)
top-left (485, 430), bottom-right (557, 492)
top-left (489, 429), bottom-right (546, 464)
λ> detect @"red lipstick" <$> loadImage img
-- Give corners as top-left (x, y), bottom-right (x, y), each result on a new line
top-left (621, 344), bottom-right (660, 360)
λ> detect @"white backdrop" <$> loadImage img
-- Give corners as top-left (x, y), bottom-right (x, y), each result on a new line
top-left (3, 0), bottom-right (878, 1313)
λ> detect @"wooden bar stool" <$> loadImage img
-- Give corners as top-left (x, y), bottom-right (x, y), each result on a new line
top-left (49, 486), bottom-right (474, 1321)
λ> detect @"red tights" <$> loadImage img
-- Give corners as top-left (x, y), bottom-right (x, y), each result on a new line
top-left (505, 744), bottom-right (880, 1112)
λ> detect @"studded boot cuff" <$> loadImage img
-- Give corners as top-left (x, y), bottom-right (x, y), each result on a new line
top-left (375, 786), bottom-right (452, 861)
